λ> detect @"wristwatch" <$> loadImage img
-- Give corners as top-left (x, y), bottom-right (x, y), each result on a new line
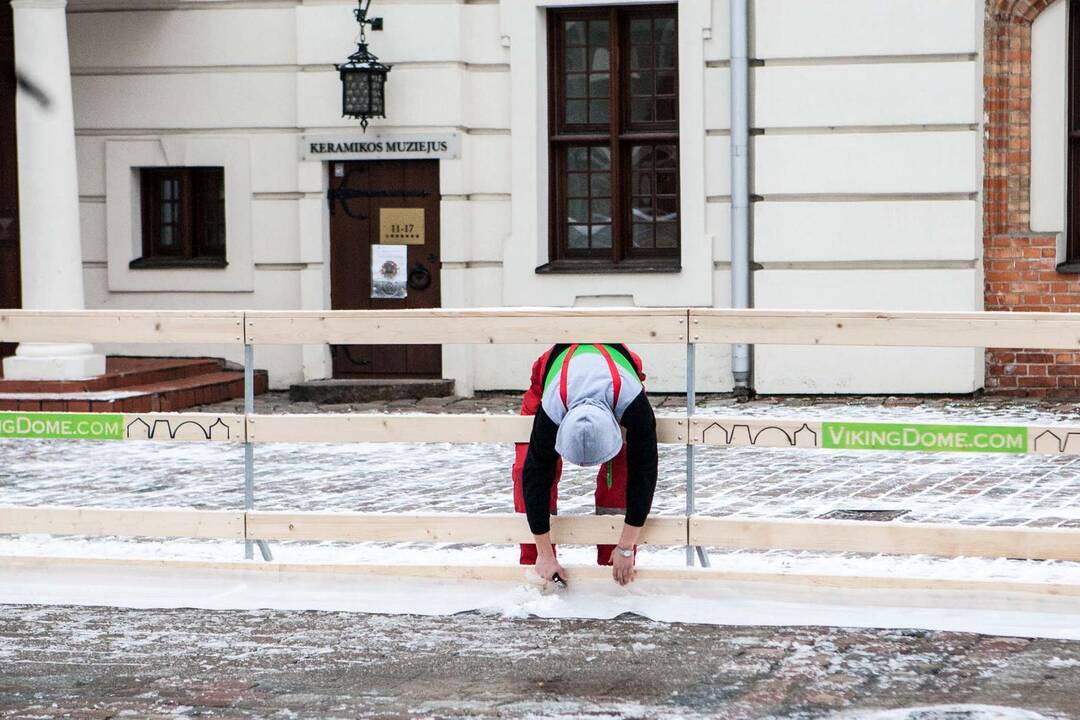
top-left (616, 546), bottom-right (634, 558)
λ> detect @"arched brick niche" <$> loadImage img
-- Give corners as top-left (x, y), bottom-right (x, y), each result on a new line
top-left (984, 0), bottom-right (1079, 396)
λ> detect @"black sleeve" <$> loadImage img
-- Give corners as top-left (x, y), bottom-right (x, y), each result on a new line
top-left (621, 391), bottom-right (658, 528)
top-left (522, 407), bottom-right (560, 535)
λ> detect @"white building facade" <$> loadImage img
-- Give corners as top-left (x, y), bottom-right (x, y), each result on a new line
top-left (1, 0), bottom-right (1023, 394)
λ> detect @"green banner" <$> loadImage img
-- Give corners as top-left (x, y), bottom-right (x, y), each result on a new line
top-left (0, 412), bottom-right (124, 441)
top-left (821, 421), bottom-right (1027, 454)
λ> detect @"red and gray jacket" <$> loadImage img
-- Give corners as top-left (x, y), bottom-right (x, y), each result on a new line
top-left (522, 343), bottom-right (659, 535)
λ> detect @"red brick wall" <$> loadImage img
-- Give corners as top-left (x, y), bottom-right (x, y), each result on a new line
top-left (983, 0), bottom-right (1078, 396)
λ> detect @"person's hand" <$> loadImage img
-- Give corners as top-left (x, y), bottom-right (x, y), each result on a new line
top-left (535, 555), bottom-right (568, 587)
top-left (612, 546), bottom-right (636, 586)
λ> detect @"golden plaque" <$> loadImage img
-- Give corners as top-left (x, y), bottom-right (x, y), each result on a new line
top-left (379, 208), bottom-right (425, 245)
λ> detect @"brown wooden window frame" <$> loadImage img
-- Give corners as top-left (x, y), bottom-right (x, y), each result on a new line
top-left (133, 167), bottom-right (227, 269)
top-left (543, 4), bottom-right (680, 274)
top-left (1067, 0), bottom-right (1080, 270)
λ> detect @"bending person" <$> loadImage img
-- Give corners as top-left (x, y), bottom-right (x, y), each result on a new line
top-left (511, 343), bottom-right (659, 586)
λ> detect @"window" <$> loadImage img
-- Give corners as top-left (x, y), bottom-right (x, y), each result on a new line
top-left (546, 4), bottom-right (679, 271)
top-left (134, 167), bottom-right (226, 268)
top-left (1068, 0), bottom-right (1080, 266)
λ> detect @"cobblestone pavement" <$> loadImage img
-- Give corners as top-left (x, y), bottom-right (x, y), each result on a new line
top-left (2, 605), bottom-right (1080, 720)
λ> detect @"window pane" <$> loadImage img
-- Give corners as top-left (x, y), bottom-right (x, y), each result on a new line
top-left (591, 199), bottom-right (612, 222)
top-left (568, 199), bottom-right (588, 223)
top-left (655, 145), bottom-right (677, 169)
top-left (590, 172), bottom-right (611, 197)
top-left (589, 99), bottom-right (610, 124)
top-left (565, 20), bottom-right (586, 45)
top-left (630, 70), bottom-right (653, 97)
top-left (588, 20), bottom-right (609, 46)
top-left (656, 70), bottom-right (677, 96)
top-left (568, 224), bottom-right (589, 249)
top-left (566, 99), bottom-right (587, 124)
top-left (630, 18), bottom-right (652, 44)
top-left (656, 171), bottom-right (678, 195)
top-left (655, 18), bottom-right (676, 43)
top-left (656, 223), bottom-right (678, 248)
top-left (590, 47), bottom-right (609, 71)
top-left (566, 47), bottom-right (586, 72)
top-left (566, 74), bottom-right (587, 98)
top-left (656, 98), bottom-right (677, 122)
top-left (591, 224), bottom-right (612, 249)
top-left (632, 223), bottom-right (654, 249)
top-left (160, 224), bottom-right (176, 248)
top-left (632, 196), bottom-right (654, 221)
top-left (656, 44), bottom-right (677, 70)
top-left (568, 147), bottom-right (589, 171)
top-left (630, 97), bottom-right (652, 122)
top-left (567, 172), bottom-right (589, 197)
top-left (590, 73), bottom-right (610, 98)
top-left (630, 45), bottom-right (652, 70)
top-left (590, 146), bottom-right (611, 171)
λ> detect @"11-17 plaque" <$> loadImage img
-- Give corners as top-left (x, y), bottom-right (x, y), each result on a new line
top-left (379, 208), bottom-right (425, 245)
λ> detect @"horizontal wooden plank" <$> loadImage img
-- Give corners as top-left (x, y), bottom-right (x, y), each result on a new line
top-left (0, 412), bottom-right (243, 442)
top-left (249, 414), bottom-right (687, 444)
top-left (246, 511), bottom-right (688, 546)
top-left (0, 311), bottom-right (243, 344)
top-left (690, 309), bottom-right (1080, 350)
top-left (0, 506), bottom-right (245, 540)
top-left (690, 416), bottom-right (1080, 457)
top-left (244, 309), bottom-right (688, 345)
top-left (122, 413), bottom-right (244, 442)
top-left (5, 555), bottom-right (1080, 604)
top-left (690, 517), bottom-right (1080, 562)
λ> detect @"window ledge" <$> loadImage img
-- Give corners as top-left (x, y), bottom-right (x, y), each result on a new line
top-left (536, 259), bottom-right (681, 275)
top-left (1056, 262), bottom-right (1080, 275)
top-left (129, 257), bottom-right (228, 270)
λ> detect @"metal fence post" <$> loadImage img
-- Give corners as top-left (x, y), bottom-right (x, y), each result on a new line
top-left (685, 341), bottom-right (710, 568)
top-left (244, 342), bottom-right (273, 562)
top-left (686, 342), bottom-right (696, 566)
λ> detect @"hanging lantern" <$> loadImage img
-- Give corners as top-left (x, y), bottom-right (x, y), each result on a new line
top-left (337, 0), bottom-right (390, 131)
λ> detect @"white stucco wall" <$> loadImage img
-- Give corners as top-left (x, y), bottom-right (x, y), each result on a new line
top-left (749, 0), bottom-right (984, 394)
top-left (65, 0), bottom-right (985, 395)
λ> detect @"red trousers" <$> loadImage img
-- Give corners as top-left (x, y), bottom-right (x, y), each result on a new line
top-left (511, 346), bottom-right (644, 566)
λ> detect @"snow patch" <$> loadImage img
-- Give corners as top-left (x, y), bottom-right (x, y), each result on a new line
top-left (830, 705), bottom-right (1055, 720)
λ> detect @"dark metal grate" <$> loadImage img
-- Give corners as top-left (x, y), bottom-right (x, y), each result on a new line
top-left (818, 509), bottom-right (910, 522)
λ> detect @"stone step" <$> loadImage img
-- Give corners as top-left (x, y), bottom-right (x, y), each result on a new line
top-left (289, 378), bottom-right (455, 404)
top-left (0, 364), bottom-right (269, 413)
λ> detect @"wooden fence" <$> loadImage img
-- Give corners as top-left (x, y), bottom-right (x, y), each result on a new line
top-left (3, 307), bottom-right (1080, 571)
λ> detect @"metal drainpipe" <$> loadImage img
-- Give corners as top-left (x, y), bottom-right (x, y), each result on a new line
top-left (729, 0), bottom-right (752, 397)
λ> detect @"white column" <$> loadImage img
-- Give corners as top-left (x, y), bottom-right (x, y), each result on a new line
top-left (3, 0), bottom-right (104, 380)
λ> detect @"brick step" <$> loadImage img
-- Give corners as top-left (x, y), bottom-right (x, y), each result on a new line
top-left (0, 357), bottom-right (226, 393)
top-left (0, 368), bottom-right (269, 414)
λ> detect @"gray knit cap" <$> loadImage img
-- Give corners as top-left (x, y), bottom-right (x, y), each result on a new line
top-left (555, 398), bottom-right (622, 467)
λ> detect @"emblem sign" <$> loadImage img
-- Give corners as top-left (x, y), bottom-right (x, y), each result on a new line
top-left (380, 208), bottom-right (425, 245)
top-left (371, 244), bottom-right (407, 299)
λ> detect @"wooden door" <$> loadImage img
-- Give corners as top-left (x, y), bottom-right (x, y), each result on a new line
top-left (328, 160), bottom-right (441, 378)
top-left (0, 4), bottom-right (20, 367)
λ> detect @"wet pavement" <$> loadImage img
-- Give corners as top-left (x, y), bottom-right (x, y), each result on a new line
top-left (2, 605), bottom-right (1080, 719)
